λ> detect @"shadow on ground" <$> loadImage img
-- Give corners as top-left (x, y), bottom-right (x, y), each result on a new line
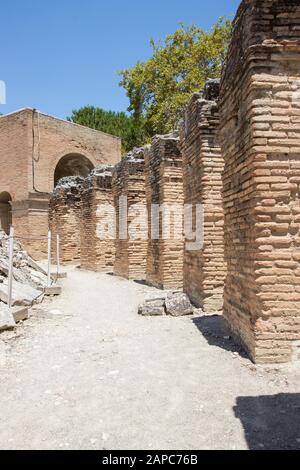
top-left (234, 393), bottom-right (300, 450)
top-left (133, 279), bottom-right (148, 286)
top-left (192, 314), bottom-right (247, 358)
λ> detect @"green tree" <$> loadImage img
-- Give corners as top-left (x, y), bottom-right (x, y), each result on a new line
top-left (119, 18), bottom-right (231, 135)
top-left (67, 106), bottom-right (146, 153)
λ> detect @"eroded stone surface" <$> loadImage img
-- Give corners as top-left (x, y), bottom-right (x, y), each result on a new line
top-left (165, 292), bottom-right (194, 317)
top-left (139, 291), bottom-right (193, 317)
top-left (0, 303), bottom-right (15, 331)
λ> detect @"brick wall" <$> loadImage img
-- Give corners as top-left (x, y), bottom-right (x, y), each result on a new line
top-left (219, 0), bottom-right (300, 363)
top-left (49, 177), bottom-right (83, 265)
top-left (112, 148), bottom-right (147, 280)
top-left (80, 166), bottom-right (115, 271)
top-left (180, 80), bottom-right (226, 312)
top-left (145, 134), bottom-right (184, 289)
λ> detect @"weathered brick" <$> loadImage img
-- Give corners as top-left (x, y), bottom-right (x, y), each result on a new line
top-left (219, 0), bottom-right (300, 363)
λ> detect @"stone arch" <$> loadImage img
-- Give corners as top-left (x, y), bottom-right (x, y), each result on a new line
top-left (54, 153), bottom-right (94, 187)
top-left (0, 191), bottom-right (12, 235)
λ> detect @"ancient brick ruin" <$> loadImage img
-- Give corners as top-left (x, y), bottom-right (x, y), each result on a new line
top-left (145, 134), bottom-right (184, 289)
top-left (181, 80), bottom-right (226, 312)
top-left (112, 148), bottom-right (148, 280)
top-left (80, 166), bottom-right (115, 272)
top-left (0, 109), bottom-right (121, 259)
top-left (219, 0), bottom-right (300, 363)
top-left (2, 0), bottom-right (300, 365)
top-left (49, 177), bottom-right (83, 265)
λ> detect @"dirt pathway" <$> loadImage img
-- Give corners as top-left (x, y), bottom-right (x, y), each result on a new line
top-left (0, 268), bottom-right (299, 450)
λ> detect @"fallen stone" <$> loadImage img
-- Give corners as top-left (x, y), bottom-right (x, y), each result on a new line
top-left (144, 290), bottom-right (181, 303)
top-left (0, 303), bottom-right (16, 331)
top-left (165, 292), bottom-right (194, 317)
top-left (0, 280), bottom-right (43, 306)
top-left (27, 257), bottom-right (47, 276)
top-left (12, 306), bottom-right (29, 323)
top-left (145, 293), bottom-right (167, 303)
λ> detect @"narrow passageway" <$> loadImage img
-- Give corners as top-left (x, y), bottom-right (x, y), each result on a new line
top-left (0, 268), bottom-right (299, 450)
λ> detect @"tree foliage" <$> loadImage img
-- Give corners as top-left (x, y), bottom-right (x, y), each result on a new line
top-left (119, 18), bottom-right (231, 135)
top-left (67, 106), bottom-right (146, 153)
top-left (67, 18), bottom-right (231, 152)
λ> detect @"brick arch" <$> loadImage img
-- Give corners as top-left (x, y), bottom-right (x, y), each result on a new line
top-left (50, 151), bottom-right (96, 189)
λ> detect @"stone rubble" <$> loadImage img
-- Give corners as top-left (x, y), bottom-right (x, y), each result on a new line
top-left (80, 165), bottom-right (115, 272)
top-left (0, 303), bottom-right (15, 331)
top-left (0, 230), bottom-right (48, 329)
top-left (138, 291), bottom-right (194, 317)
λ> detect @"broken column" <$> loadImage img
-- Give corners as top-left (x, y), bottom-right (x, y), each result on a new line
top-left (145, 133), bottom-right (184, 289)
top-left (112, 148), bottom-right (147, 280)
top-left (80, 165), bottom-right (115, 271)
top-left (219, 0), bottom-right (300, 363)
top-left (49, 177), bottom-right (83, 265)
top-left (180, 80), bottom-right (226, 312)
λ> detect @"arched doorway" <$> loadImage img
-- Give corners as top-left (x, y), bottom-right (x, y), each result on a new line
top-left (54, 153), bottom-right (94, 187)
top-left (0, 192), bottom-right (12, 235)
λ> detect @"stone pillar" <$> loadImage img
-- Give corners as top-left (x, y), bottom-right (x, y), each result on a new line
top-left (180, 80), bottom-right (226, 312)
top-left (219, 0), bottom-right (300, 363)
top-left (49, 177), bottom-right (83, 265)
top-left (112, 148), bottom-right (147, 280)
top-left (145, 133), bottom-right (184, 289)
top-left (80, 165), bottom-right (115, 271)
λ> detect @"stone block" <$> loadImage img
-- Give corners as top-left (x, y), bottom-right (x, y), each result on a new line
top-left (12, 306), bottom-right (29, 323)
top-left (165, 293), bottom-right (194, 317)
top-left (0, 303), bottom-right (15, 331)
top-left (44, 285), bottom-right (62, 296)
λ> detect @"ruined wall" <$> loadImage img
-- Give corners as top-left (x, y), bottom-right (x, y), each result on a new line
top-left (112, 148), bottom-right (147, 280)
top-left (180, 80), bottom-right (225, 312)
top-left (49, 177), bottom-right (83, 265)
top-left (219, 0), bottom-right (300, 363)
top-left (0, 108), bottom-right (121, 259)
top-left (145, 134), bottom-right (184, 289)
top-left (80, 166), bottom-right (115, 272)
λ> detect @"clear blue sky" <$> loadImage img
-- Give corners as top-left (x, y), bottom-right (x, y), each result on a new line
top-left (1, 0), bottom-right (240, 119)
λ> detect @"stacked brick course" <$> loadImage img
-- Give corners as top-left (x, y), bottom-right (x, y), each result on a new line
top-left (219, 0), bottom-right (300, 363)
top-left (80, 165), bottom-right (115, 271)
top-left (145, 133), bottom-right (184, 289)
top-left (180, 80), bottom-right (226, 312)
top-left (112, 148), bottom-right (147, 280)
top-left (49, 177), bottom-right (83, 265)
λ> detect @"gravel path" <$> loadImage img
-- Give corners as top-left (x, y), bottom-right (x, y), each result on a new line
top-left (0, 267), bottom-right (299, 450)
